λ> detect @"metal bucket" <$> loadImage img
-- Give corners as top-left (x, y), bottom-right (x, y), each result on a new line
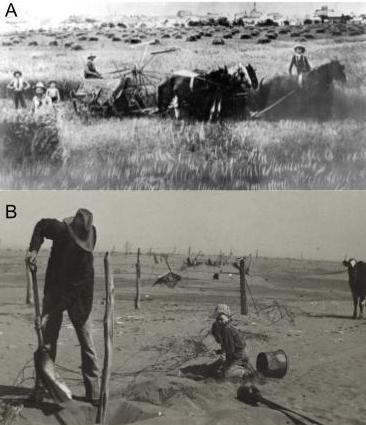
top-left (256, 349), bottom-right (288, 378)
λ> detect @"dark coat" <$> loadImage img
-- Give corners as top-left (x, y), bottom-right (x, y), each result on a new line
top-left (212, 321), bottom-right (246, 366)
top-left (29, 219), bottom-right (96, 325)
top-left (84, 60), bottom-right (101, 79)
top-left (289, 55), bottom-right (311, 75)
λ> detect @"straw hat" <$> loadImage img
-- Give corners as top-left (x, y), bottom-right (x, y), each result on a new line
top-left (35, 81), bottom-right (46, 89)
top-left (63, 208), bottom-right (96, 253)
top-left (294, 45), bottom-right (306, 53)
top-left (34, 81), bottom-right (46, 94)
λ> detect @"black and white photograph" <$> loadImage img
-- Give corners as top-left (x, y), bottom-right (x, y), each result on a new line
top-left (0, 191), bottom-right (365, 425)
top-left (0, 1), bottom-right (366, 425)
top-left (0, 1), bottom-right (365, 189)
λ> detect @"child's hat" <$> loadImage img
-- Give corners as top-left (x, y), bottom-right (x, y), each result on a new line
top-left (212, 304), bottom-right (232, 319)
top-left (294, 45), bottom-right (306, 53)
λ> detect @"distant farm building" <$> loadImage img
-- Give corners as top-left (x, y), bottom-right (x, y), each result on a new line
top-left (314, 6), bottom-right (352, 23)
top-left (234, 3), bottom-right (263, 24)
top-left (234, 3), bottom-right (286, 26)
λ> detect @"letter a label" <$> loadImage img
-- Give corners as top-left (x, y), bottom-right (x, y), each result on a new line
top-left (5, 3), bottom-right (18, 18)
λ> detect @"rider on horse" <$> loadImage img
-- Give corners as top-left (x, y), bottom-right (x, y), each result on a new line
top-left (289, 45), bottom-right (312, 87)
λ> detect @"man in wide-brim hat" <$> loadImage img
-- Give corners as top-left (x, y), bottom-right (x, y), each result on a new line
top-left (26, 209), bottom-right (100, 405)
top-left (7, 69), bottom-right (30, 109)
top-left (289, 44), bottom-right (312, 78)
top-left (84, 54), bottom-right (103, 79)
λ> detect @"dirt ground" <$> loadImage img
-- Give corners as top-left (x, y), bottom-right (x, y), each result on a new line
top-left (0, 250), bottom-right (365, 425)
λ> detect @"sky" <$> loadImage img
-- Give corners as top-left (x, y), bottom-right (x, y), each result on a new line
top-left (2, 1), bottom-right (366, 24)
top-left (1, 191), bottom-right (366, 261)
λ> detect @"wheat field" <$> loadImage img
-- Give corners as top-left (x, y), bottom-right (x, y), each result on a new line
top-left (0, 22), bottom-right (365, 189)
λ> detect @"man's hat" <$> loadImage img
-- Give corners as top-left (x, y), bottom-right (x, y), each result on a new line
top-left (87, 54), bottom-right (96, 60)
top-left (48, 80), bottom-right (57, 85)
top-left (13, 70), bottom-right (22, 76)
top-left (294, 45), bottom-right (306, 53)
top-left (63, 208), bottom-right (96, 252)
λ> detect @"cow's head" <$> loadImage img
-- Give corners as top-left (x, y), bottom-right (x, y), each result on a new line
top-left (343, 258), bottom-right (357, 281)
top-left (343, 258), bottom-right (357, 267)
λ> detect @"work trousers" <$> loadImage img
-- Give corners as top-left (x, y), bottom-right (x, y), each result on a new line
top-left (42, 308), bottom-right (100, 400)
top-left (14, 92), bottom-right (26, 109)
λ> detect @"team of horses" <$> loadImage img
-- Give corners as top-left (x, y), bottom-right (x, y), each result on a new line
top-left (155, 59), bottom-right (346, 121)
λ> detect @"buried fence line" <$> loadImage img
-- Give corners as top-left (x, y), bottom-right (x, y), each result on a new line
top-left (102, 250), bottom-right (294, 323)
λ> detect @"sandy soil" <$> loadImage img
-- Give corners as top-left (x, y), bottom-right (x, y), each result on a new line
top-left (0, 250), bottom-right (365, 425)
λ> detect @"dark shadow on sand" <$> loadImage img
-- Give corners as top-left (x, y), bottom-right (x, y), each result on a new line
top-left (180, 359), bottom-right (223, 381)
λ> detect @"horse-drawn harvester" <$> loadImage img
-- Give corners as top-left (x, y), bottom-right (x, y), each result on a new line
top-left (71, 43), bottom-right (178, 118)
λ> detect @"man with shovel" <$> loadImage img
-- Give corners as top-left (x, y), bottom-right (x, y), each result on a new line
top-left (26, 208), bottom-right (100, 405)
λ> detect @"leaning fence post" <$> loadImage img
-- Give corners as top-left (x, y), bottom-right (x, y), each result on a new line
top-left (25, 258), bottom-right (34, 305)
top-left (135, 248), bottom-right (141, 310)
top-left (239, 258), bottom-right (248, 315)
top-left (96, 252), bottom-right (114, 425)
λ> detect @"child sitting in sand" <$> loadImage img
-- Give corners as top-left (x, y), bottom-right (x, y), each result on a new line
top-left (211, 304), bottom-right (254, 382)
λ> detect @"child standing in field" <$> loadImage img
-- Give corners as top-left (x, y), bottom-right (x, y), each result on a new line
top-left (289, 45), bottom-right (312, 86)
top-left (7, 70), bottom-right (30, 109)
top-left (46, 81), bottom-right (61, 104)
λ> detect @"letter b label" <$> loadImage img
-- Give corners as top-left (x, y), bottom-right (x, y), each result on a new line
top-left (6, 205), bottom-right (17, 219)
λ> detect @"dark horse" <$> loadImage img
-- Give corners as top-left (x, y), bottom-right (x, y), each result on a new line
top-left (157, 64), bottom-right (258, 121)
top-left (248, 60), bottom-right (346, 120)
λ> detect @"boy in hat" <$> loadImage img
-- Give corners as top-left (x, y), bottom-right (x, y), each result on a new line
top-left (84, 54), bottom-right (103, 79)
top-left (211, 304), bottom-right (254, 382)
top-left (26, 209), bottom-right (100, 405)
top-left (289, 45), bottom-right (312, 85)
top-left (46, 81), bottom-right (61, 104)
top-left (32, 81), bottom-right (53, 113)
top-left (7, 70), bottom-right (30, 109)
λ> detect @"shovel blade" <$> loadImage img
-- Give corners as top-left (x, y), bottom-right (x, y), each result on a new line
top-left (34, 349), bottom-right (72, 403)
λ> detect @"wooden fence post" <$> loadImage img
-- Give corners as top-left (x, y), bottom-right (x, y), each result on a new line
top-left (96, 252), bottom-right (114, 425)
top-left (25, 258), bottom-right (34, 305)
top-left (135, 248), bottom-right (141, 310)
top-left (239, 258), bottom-right (248, 315)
